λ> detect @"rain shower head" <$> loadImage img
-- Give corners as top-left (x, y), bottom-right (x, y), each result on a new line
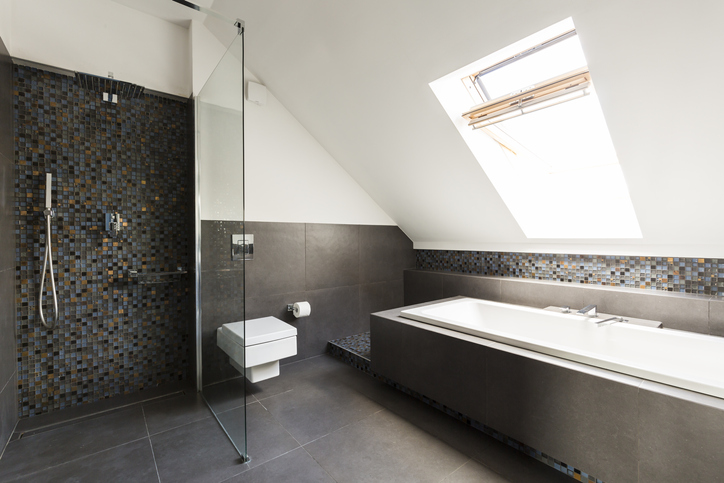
top-left (75, 72), bottom-right (145, 101)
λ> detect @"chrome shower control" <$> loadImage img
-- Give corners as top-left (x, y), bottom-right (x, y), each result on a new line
top-left (105, 212), bottom-right (122, 238)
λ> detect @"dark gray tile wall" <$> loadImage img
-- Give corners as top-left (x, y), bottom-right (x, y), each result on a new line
top-left (200, 221), bottom-right (414, 385)
top-left (405, 269), bottom-right (722, 336)
top-left (0, 34), bottom-right (17, 454)
top-left (486, 350), bottom-right (639, 483)
top-left (370, 315), bottom-right (487, 423)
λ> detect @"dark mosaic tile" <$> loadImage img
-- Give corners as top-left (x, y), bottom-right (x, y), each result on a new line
top-left (13, 65), bottom-right (193, 418)
top-left (417, 250), bottom-right (723, 296)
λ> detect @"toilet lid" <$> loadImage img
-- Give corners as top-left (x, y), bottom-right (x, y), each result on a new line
top-left (222, 316), bottom-right (297, 347)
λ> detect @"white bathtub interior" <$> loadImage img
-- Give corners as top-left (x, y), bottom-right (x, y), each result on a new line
top-left (400, 297), bottom-right (724, 399)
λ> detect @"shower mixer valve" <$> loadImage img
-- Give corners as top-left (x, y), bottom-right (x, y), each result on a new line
top-left (105, 212), bottom-right (122, 238)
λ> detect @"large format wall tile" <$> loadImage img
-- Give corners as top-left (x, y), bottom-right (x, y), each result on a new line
top-left (305, 285), bottom-right (361, 356)
top-left (0, 35), bottom-right (11, 160)
top-left (360, 280), bottom-right (403, 329)
top-left (0, 269), bottom-right (15, 390)
top-left (709, 298), bottom-right (724, 337)
top-left (499, 278), bottom-right (584, 309)
top-left (486, 349), bottom-right (640, 483)
top-left (0, 373), bottom-right (16, 450)
top-left (200, 220), bottom-right (245, 272)
top-left (0, 153), bottom-right (13, 272)
top-left (359, 225), bottom-right (415, 284)
top-left (202, 221), bottom-right (413, 374)
top-left (244, 222), bottom-right (305, 297)
top-left (0, 34), bottom-right (15, 454)
top-left (404, 270), bottom-right (444, 305)
top-left (638, 381), bottom-right (724, 483)
top-left (371, 315), bottom-right (487, 424)
top-left (306, 223), bottom-right (359, 290)
top-left (442, 273), bottom-right (501, 301)
top-left (579, 286), bottom-right (710, 333)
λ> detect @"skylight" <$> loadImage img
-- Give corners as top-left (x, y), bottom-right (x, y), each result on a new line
top-left (430, 18), bottom-right (642, 239)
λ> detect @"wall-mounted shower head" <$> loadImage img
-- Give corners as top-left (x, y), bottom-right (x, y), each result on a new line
top-left (75, 72), bottom-right (145, 102)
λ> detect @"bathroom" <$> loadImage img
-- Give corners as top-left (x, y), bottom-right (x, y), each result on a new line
top-left (1, 0), bottom-right (723, 482)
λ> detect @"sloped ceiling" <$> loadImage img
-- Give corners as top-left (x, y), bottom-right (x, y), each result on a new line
top-left (214, 0), bottom-right (724, 257)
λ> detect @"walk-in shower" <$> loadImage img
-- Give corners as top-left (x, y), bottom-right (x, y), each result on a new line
top-left (11, 0), bottom-right (248, 464)
top-left (38, 173), bottom-right (57, 329)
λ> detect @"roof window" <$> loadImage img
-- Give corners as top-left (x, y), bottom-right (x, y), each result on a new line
top-left (429, 18), bottom-right (642, 239)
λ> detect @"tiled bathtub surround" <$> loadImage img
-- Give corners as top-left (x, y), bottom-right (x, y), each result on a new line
top-left (14, 65), bottom-right (193, 417)
top-left (328, 333), bottom-right (603, 483)
top-left (417, 250), bottom-right (723, 295)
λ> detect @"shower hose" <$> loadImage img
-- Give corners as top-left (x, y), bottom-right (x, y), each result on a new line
top-left (39, 209), bottom-right (58, 329)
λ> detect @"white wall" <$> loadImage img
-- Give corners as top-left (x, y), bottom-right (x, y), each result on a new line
top-left (192, 24), bottom-right (394, 225)
top-left (11, 0), bottom-right (190, 97)
top-left (227, 0), bottom-right (724, 258)
top-left (0, 0), bottom-right (11, 51)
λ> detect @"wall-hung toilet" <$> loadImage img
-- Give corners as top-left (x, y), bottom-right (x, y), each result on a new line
top-left (216, 316), bottom-right (297, 383)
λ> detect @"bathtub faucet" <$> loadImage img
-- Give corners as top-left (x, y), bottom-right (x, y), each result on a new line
top-left (577, 304), bottom-right (597, 317)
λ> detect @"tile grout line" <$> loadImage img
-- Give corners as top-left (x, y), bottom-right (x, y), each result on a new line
top-left (436, 458), bottom-right (471, 483)
top-left (0, 436), bottom-right (151, 482)
top-left (141, 406), bottom-right (162, 483)
top-left (300, 444), bottom-right (339, 483)
top-left (300, 408), bottom-right (386, 448)
top-left (252, 391), bottom-right (339, 482)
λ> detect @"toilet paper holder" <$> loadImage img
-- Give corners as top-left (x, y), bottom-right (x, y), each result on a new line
top-left (287, 301), bottom-right (311, 318)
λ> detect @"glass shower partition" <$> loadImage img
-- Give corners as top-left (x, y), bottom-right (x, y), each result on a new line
top-left (195, 27), bottom-right (247, 460)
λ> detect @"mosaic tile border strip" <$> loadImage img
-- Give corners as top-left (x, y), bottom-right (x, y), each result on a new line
top-left (417, 250), bottom-right (724, 296)
top-left (328, 333), bottom-right (604, 483)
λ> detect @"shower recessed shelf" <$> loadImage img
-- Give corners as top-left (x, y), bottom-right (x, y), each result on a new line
top-left (129, 268), bottom-right (188, 284)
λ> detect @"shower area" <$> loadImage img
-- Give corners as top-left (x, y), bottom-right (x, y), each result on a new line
top-left (11, 2), bottom-right (248, 461)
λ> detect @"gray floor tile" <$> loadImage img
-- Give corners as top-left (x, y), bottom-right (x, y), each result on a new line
top-left (221, 402), bottom-right (300, 469)
top-left (247, 355), bottom-right (347, 402)
top-left (13, 438), bottom-right (158, 483)
top-left (304, 409), bottom-right (469, 483)
top-left (203, 377), bottom-right (249, 414)
top-left (143, 392), bottom-right (213, 435)
top-left (0, 406), bottom-right (148, 481)
top-left (151, 417), bottom-right (247, 483)
top-left (260, 370), bottom-right (383, 445)
top-left (225, 447), bottom-right (334, 483)
top-left (335, 367), bottom-right (571, 483)
top-left (441, 459), bottom-right (510, 483)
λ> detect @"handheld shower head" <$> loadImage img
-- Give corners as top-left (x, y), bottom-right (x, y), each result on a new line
top-left (45, 173), bottom-right (52, 209)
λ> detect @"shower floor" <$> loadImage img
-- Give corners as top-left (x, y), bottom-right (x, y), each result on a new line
top-left (0, 354), bottom-right (571, 483)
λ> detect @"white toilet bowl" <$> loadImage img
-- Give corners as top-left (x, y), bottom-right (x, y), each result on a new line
top-left (216, 316), bottom-right (297, 383)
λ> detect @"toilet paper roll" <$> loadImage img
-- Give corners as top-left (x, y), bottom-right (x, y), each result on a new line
top-left (292, 301), bottom-right (311, 318)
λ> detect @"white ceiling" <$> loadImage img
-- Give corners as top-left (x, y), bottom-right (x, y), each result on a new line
top-left (124, 0), bottom-right (724, 257)
top-left (110, 0), bottom-right (212, 26)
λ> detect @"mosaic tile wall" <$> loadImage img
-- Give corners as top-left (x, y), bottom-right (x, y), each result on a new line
top-left (417, 250), bottom-right (724, 296)
top-left (14, 65), bottom-right (193, 417)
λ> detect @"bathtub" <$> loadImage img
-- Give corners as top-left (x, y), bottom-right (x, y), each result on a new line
top-left (400, 297), bottom-right (724, 399)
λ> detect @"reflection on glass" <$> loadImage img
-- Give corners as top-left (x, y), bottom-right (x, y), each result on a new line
top-left (196, 31), bottom-right (247, 460)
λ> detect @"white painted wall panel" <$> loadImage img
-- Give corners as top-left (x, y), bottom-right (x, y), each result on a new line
top-left (11, 0), bottom-right (190, 97)
top-left (214, 0), bottom-right (724, 257)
